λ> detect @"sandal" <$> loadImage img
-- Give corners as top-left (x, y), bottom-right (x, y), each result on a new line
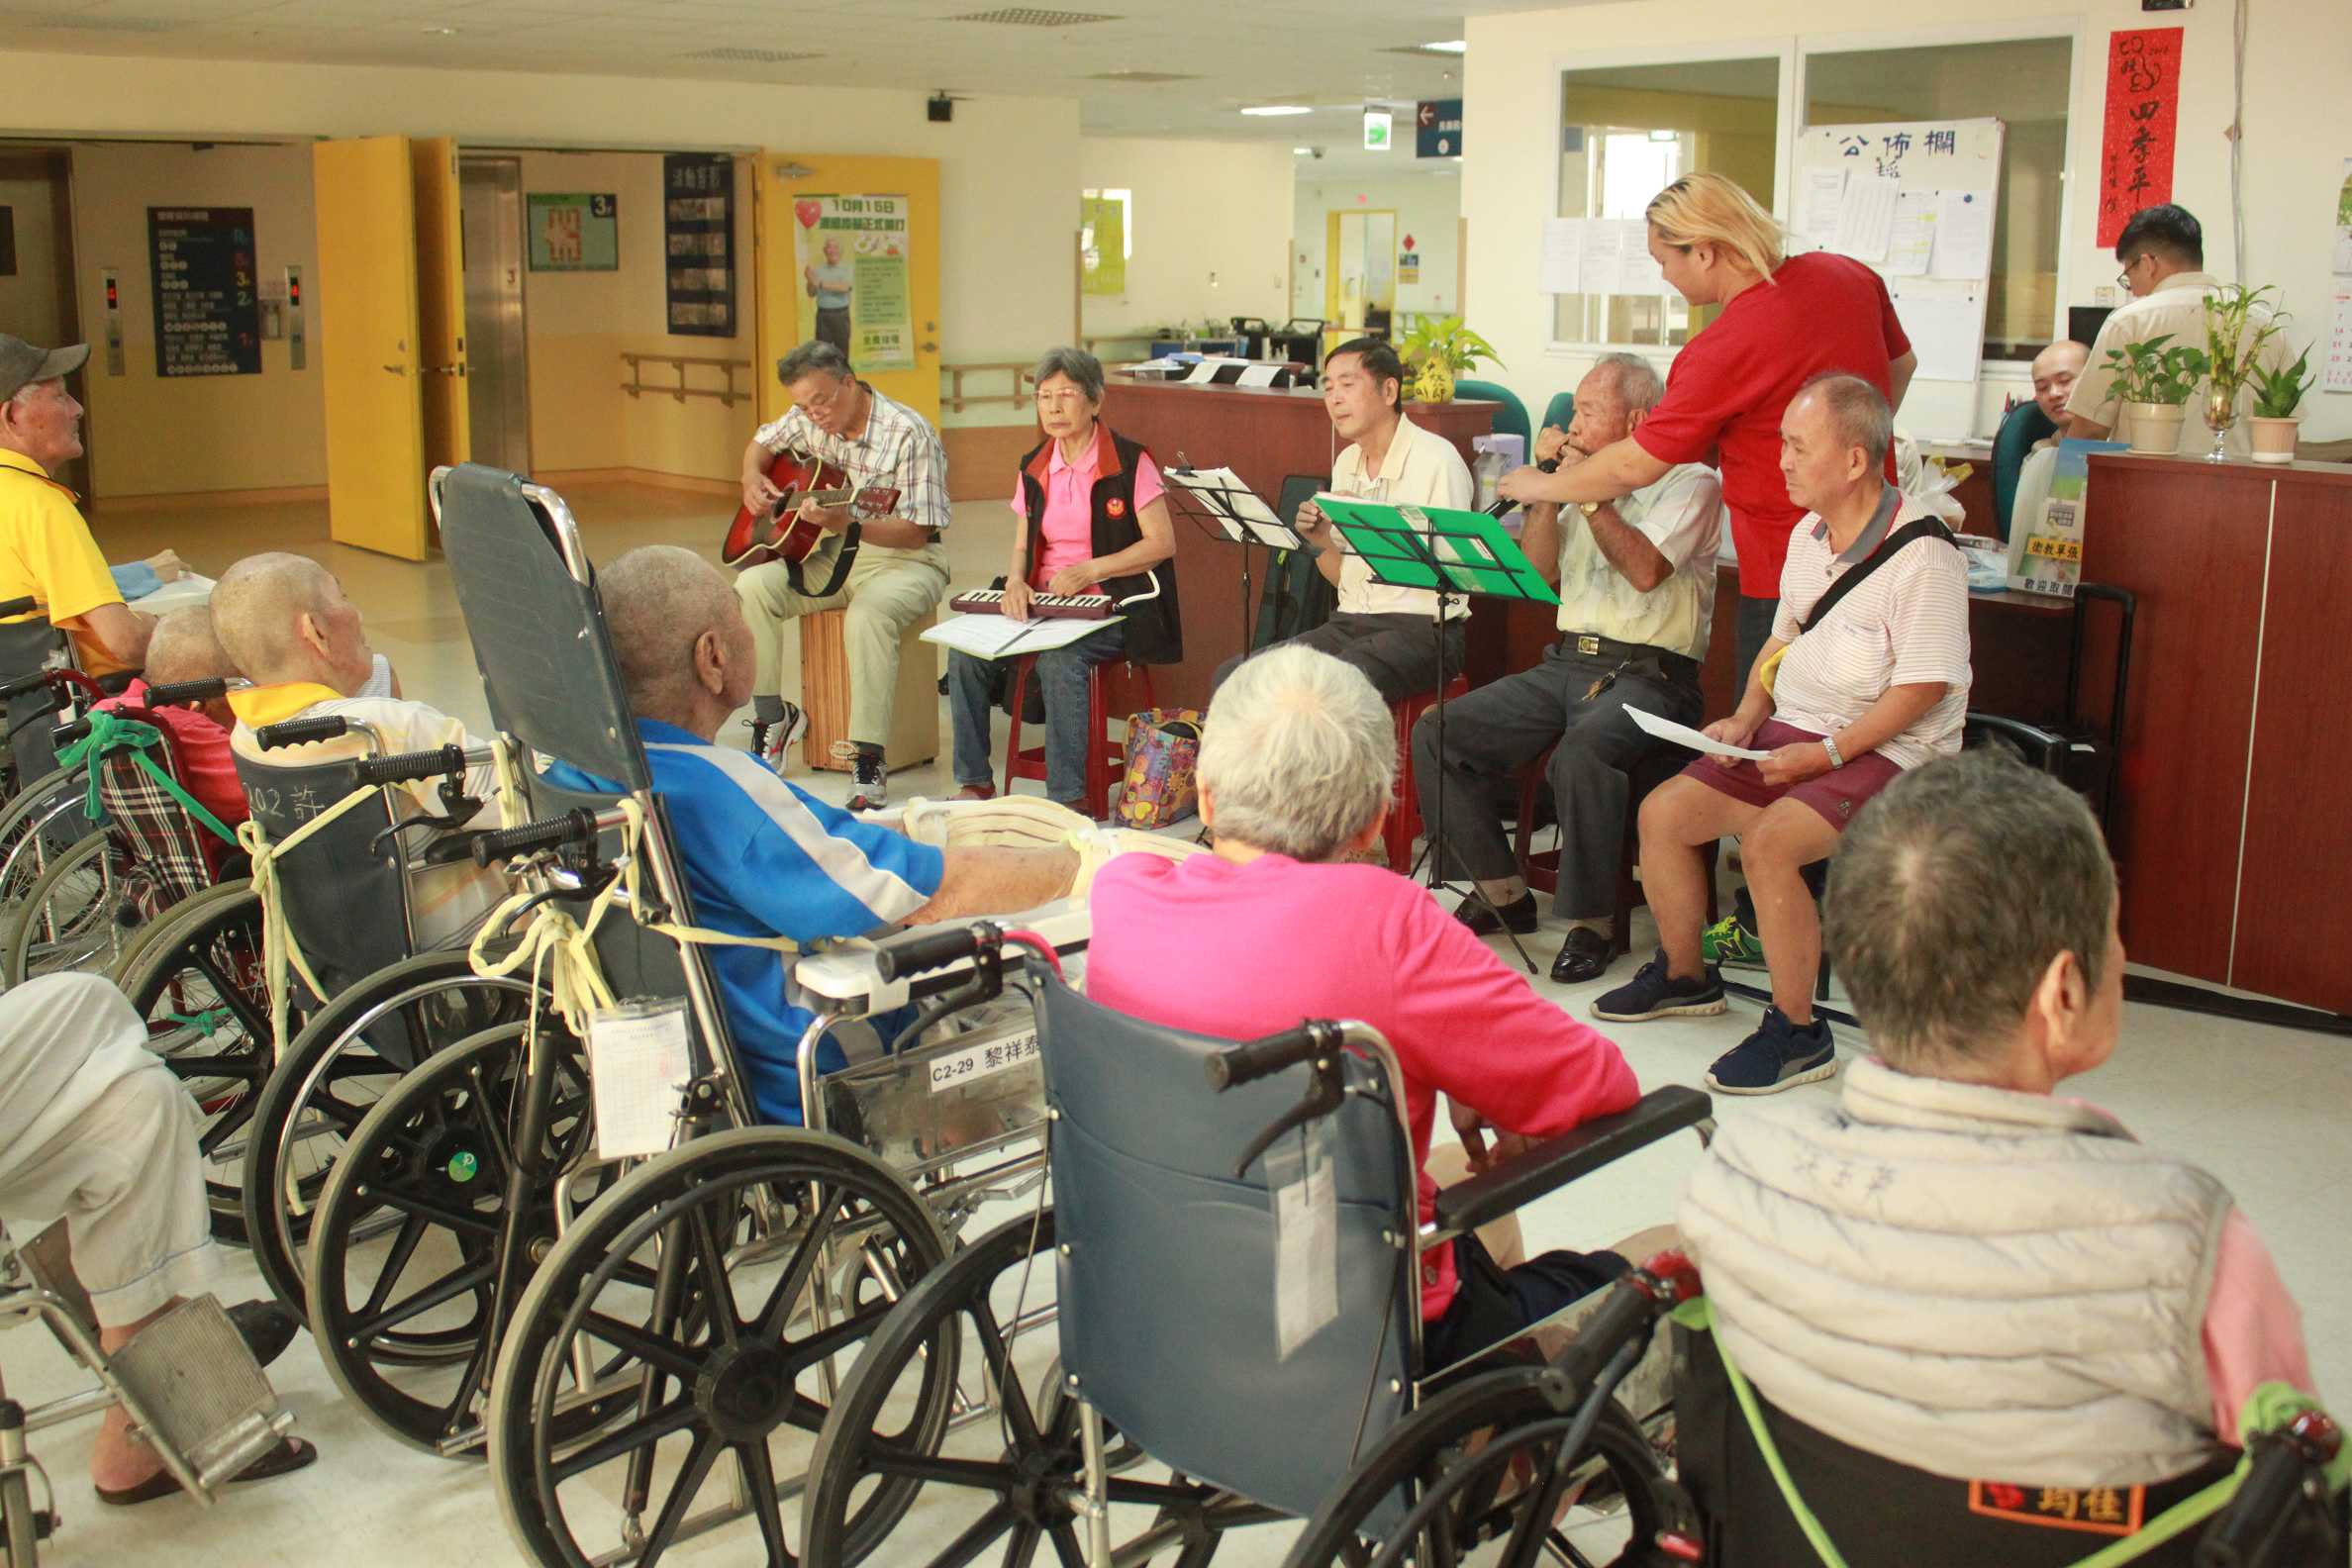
top-left (95, 1436), bottom-right (318, 1507)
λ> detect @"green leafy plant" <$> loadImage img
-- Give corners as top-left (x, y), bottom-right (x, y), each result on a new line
top-left (2203, 283), bottom-right (2287, 405)
top-left (2250, 343), bottom-right (2314, 419)
top-left (1398, 315), bottom-right (1504, 376)
top-left (2102, 334), bottom-right (2207, 407)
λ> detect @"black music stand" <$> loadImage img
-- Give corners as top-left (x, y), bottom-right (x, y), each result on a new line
top-left (1166, 465), bottom-right (1309, 659)
top-left (1320, 496), bottom-right (1560, 974)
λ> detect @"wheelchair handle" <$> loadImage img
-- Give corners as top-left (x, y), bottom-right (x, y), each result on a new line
top-left (254, 715), bottom-right (349, 749)
top-left (2197, 1410), bottom-right (2342, 1568)
top-left (0, 670), bottom-right (48, 703)
top-left (873, 920), bottom-right (1004, 983)
top-left (350, 744), bottom-right (468, 788)
top-left (1208, 1020), bottom-right (1343, 1091)
top-left (51, 716), bottom-right (89, 748)
top-left (1550, 1251), bottom-right (1702, 1405)
top-left (0, 595), bottom-right (35, 620)
top-left (468, 808), bottom-right (613, 867)
top-left (142, 677), bottom-right (230, 708)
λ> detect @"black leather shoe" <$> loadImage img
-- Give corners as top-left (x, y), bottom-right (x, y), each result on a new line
top-left (1549, 926), bottom-right (1615, 984)
top-left (227, 1299), bottom-right (301, 1369)
top-left (1454, 891), bottom-right (1538, 936)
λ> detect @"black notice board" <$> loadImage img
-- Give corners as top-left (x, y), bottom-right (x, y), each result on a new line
top-left (147, 207), bottom-right (261, 377)
top-left (661, 153), bottom-right (735, 338)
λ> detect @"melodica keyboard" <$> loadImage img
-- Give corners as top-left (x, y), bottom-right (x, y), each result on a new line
top-left (947, 589), bottom-right (1114, 620)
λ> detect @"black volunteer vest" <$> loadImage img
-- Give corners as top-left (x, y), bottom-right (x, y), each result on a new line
top-left (1017, 427), bottom-right (1183, 665)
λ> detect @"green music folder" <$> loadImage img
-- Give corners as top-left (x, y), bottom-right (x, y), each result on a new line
top-left (1313, 495), bottom-right (1560, 606)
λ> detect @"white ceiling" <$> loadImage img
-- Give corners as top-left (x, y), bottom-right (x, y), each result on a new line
top-left (0, 0), bottom-right (1585, 159)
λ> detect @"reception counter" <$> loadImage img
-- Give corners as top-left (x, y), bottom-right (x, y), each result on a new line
top-left (2083, 452), bottom-right (2352, 1016)
top-left (1099, 378), bottom-right (1498, 708)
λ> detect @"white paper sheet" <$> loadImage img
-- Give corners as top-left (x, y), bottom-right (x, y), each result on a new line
top-left (588, 1004), bottom-right (691, 1162)
top-left (1892, 289), bottom-right (1984, 382)
top-left (1618, 228), bottom-right (1667, 296)
top-left (1833, 174), bottom-right (1899, 263)
top-left (2326, 290), bottom-right (2352, 393)
top-left (1623, 704), bottom-right (1773, 761)
top-left (921, 611), bottom-right (1125, 660)
top-left (1538, 217), bottom-right (1586, 294)
top-left (1883, 190), bottom-right (1937, 277)
top-left (1580, 221), bottom-right (1627, 296)
top-left (1797, 168), bottom-right (1848, 248)
top-left (1235, 362), bottom-right (1281, 387)
top-left (1167, 464), bottom-right (1300, 544)
top-left (1931, 189), bottom-right (1996, 280)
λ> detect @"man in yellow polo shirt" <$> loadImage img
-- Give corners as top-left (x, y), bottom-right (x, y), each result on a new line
top-left (0, 337), bottom-right (150, 676)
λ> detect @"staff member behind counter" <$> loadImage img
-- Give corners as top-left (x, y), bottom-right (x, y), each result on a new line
top-left (1500, 173), bottom-right (1915, 689)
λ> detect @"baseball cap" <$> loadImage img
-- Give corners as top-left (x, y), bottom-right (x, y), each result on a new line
top-left (0, 336), bottom-right (89, 403)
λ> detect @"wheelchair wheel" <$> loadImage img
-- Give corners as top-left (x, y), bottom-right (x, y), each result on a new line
top-left (306, 1021), bottom-right (596, 1451)
top-left (1282, 1365), bottom-right (1686, 1568)
top-left (239, 951), bottom-right (539, 1316)
top-left (805, 1207), bottom-right (1248, 1568)
top-left (487, 1126), bottom-right (951, 1568)
top-left (112, 879), bottom-right (285, 1241)
top-left (0, 768), bottom-right (92, 951)
top-left (2, 830), bottom-right (129, 986)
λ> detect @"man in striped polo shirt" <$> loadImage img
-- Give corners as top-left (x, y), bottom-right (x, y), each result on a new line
top-left (1595, 374), bottom-right (1972, 1094)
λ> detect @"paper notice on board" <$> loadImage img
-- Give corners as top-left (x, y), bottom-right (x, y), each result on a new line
top-left (1883, 190), bottom-right (1937, 277)
top-left (1798, 168), bottom-right (1847, 248)
top-left (2336, 160), bottom-right (2352, 276)
top-left (1618, 228), bottom-right (1667, 295)
top-left (1933, 190), bottom-right (1996, 280)
top-left (1834, 174), bottom-right (1899, 263)
top-left (1580, 221), bottom-right (1626, 295)
top-left (1893, 290), bottom-right (1982, 382)
top-left (2325, 290), bottom-right (2352, 393)
top-left (1539, 217), bottom-right (1585, 293)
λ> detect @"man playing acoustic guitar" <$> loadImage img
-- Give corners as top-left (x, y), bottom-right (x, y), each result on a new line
top-left (735, 338), bottom-right (949, 809)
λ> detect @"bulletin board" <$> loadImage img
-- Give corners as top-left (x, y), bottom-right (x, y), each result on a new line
top-left (1790, 119), bottom-right (2005, 384)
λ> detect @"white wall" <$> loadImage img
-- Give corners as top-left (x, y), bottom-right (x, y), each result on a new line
top-left (1076, 137), bottom-right (1293, 342)
top-left (1463, 0), bottom-right (2352, 441)
top-left (1292, 166), bottom-right (1464, 322)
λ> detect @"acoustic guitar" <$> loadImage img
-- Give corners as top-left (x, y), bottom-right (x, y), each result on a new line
top-left (722, 444), bottom-right (902, 597)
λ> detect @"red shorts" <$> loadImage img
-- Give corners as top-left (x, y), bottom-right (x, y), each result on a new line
top-left (1681, 718), bottom-right (1904, 831)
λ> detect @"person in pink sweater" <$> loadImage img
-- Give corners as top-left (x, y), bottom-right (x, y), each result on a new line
top-left (1087, 645), bottom-right (1671, 1369)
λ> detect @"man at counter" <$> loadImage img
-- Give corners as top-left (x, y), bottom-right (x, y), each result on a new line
top-left (1212, 337), bottom-right (1474, 703)
top-left (2065, 205), bottom-right (2283, 458)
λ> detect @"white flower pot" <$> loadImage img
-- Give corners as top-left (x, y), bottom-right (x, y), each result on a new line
top-left (2122, 401), bottom-right (2187, 455)
top-left (2249, 416), bottom-right (2302, 465)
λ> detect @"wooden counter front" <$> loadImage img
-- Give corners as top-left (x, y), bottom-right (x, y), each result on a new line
top-left (2083, 452), bottom-right (2352, 1015)
top-left (1098, 379), bottom-right (1496, 709)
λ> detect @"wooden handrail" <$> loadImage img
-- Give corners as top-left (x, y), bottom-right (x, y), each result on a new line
top-left (620, 352), bottom-right (753, 409)
top-left (942, 360), bottom-right (1035, 415)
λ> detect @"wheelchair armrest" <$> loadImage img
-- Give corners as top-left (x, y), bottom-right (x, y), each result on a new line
top-left (1963, 712), bottom-right (2066, 763)
top-left (1432, 1086), bottom-right (1712, 1238)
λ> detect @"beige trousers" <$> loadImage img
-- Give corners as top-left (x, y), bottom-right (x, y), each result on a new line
top-left (735, 546), bottom-right (948, 747)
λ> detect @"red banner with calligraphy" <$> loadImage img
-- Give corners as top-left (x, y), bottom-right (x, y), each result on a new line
top-left (2099, 28), bottom-right (2183, 246)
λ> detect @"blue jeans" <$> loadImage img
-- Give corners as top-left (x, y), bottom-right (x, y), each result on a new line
top-left (947, 624), bottom-right (1127, 805)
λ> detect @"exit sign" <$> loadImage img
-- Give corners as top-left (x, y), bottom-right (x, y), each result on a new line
top-left (1364, 109), bottom-right (1393, 151)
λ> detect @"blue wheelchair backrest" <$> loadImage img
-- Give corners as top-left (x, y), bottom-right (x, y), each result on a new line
top-left (1034, 972), bottom-right (1420, 1522)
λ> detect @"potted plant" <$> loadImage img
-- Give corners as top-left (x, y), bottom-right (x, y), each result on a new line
top-left (2098, 334), bottom-right (2207, 455)
top-left (1397, 316), bottom-right (1503, 404)
top-left (2200, 284), bottom-right (2287, 460)
top-left (2248, 343), bottom-right (2314, 464)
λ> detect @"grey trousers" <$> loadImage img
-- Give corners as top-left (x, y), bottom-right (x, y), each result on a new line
top-left (1214, 612), bottom-right (1468, 704)
top-left (1413, 642), bottom-right (1701, 920)
top-left (1733, 595), bottom-right (1779, 696)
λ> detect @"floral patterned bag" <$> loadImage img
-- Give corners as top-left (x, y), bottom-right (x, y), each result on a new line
top-left (1115, 708), bottom-right (1204, 829)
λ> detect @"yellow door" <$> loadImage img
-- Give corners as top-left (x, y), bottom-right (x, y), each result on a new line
top-left (752, 153), bottom-right (941, 428)
top-left (313, 136), bottom-right (429, 560)
top-left (411, 137), bottom-right (469, 483)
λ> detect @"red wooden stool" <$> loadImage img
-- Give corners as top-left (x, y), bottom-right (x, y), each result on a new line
top-left (1003, 657), bottom-right (1158, 822)
top-left (1382, 675), bottom-right (1469, 873)
top-left (1513, 744), bottom-right (1714, 951)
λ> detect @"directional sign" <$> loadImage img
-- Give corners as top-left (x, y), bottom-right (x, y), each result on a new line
top-left (1417, 98), bottom-right (1463, 159)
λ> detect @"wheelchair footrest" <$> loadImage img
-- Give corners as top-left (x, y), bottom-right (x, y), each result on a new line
top-left (107, 1295), bottom-right (296, 1495)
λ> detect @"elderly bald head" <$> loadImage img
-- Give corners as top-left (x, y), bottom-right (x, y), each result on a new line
top-left (597, 545), bottom-right (753, 735)
top-left (211, 551), bottom-right (373, 694)
top-left (2030, 341), bottom-right (2088, 427)
top-left (145, 608), bottom-right (233, 686)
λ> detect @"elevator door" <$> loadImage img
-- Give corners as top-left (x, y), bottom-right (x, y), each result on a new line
top-left (459, 157), bottom-right (530, 476)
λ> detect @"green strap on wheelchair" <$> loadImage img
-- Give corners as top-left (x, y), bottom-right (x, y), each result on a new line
top-left (1669, 1297), bottom-right (2345, 1568)
top-left (54, 708), bottom-right (239, 847)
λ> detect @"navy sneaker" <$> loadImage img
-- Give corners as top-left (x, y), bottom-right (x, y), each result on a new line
top-left (1705, 1007), bottom-right (1837, 1095)
top-left (1591, 950), bottom-right (1726, 1023)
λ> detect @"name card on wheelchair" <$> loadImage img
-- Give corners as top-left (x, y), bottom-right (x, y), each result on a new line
top-left (1268, 1121), bottom-right (1339, 1358)
top-left (927, 1027), bottom-right (1039, 1093)
top-left (588, 1001), bottom-right (691, 1161)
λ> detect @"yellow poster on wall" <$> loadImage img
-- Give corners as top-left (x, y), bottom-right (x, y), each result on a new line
top-left (790, 193), bottom-right (914, 371)
top-left (1081, 194), bottom-right (1125, 296)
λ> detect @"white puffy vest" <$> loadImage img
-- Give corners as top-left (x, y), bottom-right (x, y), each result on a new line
top-left (1679, 1057), bottom-right (2233, 1487)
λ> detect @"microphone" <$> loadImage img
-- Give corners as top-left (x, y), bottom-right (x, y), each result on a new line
top-left (1486, 452), bottom-right (1563, 518)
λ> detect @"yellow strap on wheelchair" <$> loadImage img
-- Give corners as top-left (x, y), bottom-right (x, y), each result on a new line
top-left (607, 797), bottom-right (799, 958)
top-left (1666, 1299), bottom-right (2329, 1568)
top-left (236, 786), bottom-right (379, 1062)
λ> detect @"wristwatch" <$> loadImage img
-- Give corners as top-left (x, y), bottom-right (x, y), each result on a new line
top-left (1821, 735), bottom-right (1845, 770)
top-left (1577, 501), bottom-right (1604, 518)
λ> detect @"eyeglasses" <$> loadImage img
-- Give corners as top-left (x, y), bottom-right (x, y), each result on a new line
top-left (798, 378), bottom-right (850, 416)
top-left (2115, 255), bottom-right (2142, 291)
top-left (1033, 388), bottom-right (1090, 407)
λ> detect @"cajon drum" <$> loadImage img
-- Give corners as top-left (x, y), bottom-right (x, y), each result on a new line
top-left (800, 607), bottom-right (939, 770)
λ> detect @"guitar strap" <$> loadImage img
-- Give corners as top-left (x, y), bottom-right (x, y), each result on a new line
top-left (786, 520), bottom-right (861, 599)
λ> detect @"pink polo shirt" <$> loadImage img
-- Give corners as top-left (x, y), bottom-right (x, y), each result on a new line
top-left (1009, 435), bottom-right (1165, 584)
top-left (1086, 850), bottom-right (1641, 1321)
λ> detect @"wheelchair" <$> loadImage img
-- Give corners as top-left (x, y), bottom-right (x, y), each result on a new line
top-left (292, 467), bottom-right (1081, 1551)
top-left (0, 655), bottom-right (126, 951)
top-left (797, 938), bottom-right (1714, 1568)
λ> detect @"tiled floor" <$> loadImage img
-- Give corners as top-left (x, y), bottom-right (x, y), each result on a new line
top-left (23, 481), bottom-right (2344, 1565)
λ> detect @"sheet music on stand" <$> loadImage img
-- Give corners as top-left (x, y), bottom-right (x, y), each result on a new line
top-left (1313, 495), bottom-right (1561, 607)
top-left (1166, 465), bottom-right (1306, 548)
